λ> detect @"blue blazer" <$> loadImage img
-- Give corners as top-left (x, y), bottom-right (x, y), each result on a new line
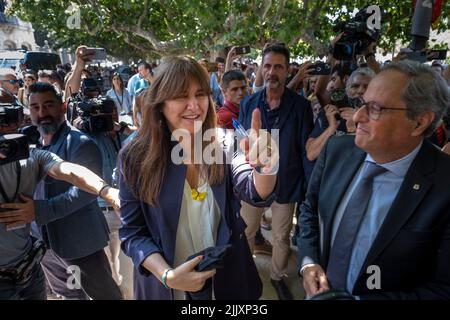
top-left (119, 147), bottom-right (274, 300)
top-left (239, 88), bottom-right (314, 204)
top-left (34, 122), bottom-right (110, 260)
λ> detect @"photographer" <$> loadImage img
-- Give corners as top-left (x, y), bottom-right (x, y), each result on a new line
top-left (306, 67), bottom-right (375, 161)
top-left (0, 105), bottom-right (119, 300)
top-left (27, 82), bottom-right (122, 300)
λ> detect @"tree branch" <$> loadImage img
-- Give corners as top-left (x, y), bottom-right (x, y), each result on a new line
top-left (271, 0), bottom-right (286, 32)
top-left (256, 0), bottom-right (272, 20)
top-left (123, 34), bottom-right (155, 55)
top-left (307, 0), bottom-right (327, 22)
top-left (293, 27), bottom-right (329, 56)
top-left (138, 0), bottom-right (149, 29)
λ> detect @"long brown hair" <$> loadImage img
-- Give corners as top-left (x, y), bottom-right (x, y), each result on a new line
top-left (120, 56), bottom-right (225, 205)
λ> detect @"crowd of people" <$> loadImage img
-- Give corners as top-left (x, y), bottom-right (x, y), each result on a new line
top-left (1, 33), bottom-right (450, 301)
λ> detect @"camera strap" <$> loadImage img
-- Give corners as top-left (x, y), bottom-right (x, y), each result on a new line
top-left (109, 132), bottom-right (122, 153)
top-left (113, 89), bottom-right (124, 108)
top-left (0, 161), bottom-right (21, 203)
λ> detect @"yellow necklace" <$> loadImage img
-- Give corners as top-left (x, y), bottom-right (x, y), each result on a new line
top-left (191, 188), bottom-right (207, 202)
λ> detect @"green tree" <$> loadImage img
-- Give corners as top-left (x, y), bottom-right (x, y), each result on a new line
top-left (8, 0), bottom-right (449, 61)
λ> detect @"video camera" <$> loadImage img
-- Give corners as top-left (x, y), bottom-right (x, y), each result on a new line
top-left (69, 96), bottom-right (115, 133)
top-left (0, 104), bottom-right (43, 165)
top-left (332, 6), bottom-right (382, 61)
top-left (0, 104), bottom-right (24, 127)
top-left (68, 78), bottom-right (115, 133)
top-left (0, 134), bottom-right (29, 166)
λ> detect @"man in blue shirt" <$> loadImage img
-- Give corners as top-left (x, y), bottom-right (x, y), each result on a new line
top-left (239, 44), bottom-right (314, 300)
top-left (298, 60), bottom-right (450, 300)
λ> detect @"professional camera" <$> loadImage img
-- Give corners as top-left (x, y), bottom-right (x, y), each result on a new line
top-left (70, 95), bottom-right (115, 133)
top-left (81, 78), bottom-right (101, 97)
top-left (0, 134), bottom-right (29, 165)
top-left (332, 6), bottom-right (382, 61)
top-left (18, 125), bottom-right (40, 145)
top-left (67, 78), bottom-right (115, 133)
top-left (330, 88), bottom-right (363, 121)
top-left (0, 103), bottom-right (24, 127)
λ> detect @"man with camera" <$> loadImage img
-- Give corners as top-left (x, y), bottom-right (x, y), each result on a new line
top-left (26, 82), bottom-right (122, 299)
top-left (0, 103), bottom-right (120, 299)
top-left (71, 81), bottom-right (133, 291)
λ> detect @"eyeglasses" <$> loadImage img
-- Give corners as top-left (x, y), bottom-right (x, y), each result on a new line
top-left (1, 79), bottom-right (19, 85)
top-left (359, 99), bottom-right (408, 121)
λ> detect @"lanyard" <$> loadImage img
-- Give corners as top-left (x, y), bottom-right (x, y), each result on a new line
top-left (0, 161), bottom-right (21, 203)
top-left (113, 89), bottom-right (124, 108)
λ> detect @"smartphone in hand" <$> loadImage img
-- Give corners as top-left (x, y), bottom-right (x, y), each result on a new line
top-left (80, 48), bottom-right (107, 61)
top-left (225, 45), bottom-right (251, 56)
top-left (308, 62), bottom-right (332, 75)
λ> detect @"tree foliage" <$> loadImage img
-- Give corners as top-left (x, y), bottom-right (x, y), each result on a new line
top-left (8, 0), bottom-right (449, 61)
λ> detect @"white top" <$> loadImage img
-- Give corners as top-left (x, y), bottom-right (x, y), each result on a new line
top-left (172, 180), bottom-right (221, 300)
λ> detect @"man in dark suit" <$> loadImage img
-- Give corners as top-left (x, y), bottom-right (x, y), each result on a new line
top-left (297, 60), bottom-right (450, 299)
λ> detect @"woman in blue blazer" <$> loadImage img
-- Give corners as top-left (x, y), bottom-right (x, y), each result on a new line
top-left (118, 56), bottom-right (278, 300)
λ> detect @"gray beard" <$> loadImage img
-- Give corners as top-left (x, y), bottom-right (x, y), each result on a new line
top-left (38, 121), bottom-right (61, 135)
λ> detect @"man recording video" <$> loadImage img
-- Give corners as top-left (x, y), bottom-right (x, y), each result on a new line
top-left (70, 79), bottom-right (133, 289)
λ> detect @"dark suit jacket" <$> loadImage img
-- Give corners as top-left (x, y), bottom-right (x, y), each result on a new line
top-left (297, 135), bottom-right (450, 299)
top-left (239, 87), bottom-right (314, 203)
top-left (119, 144), bottom-right (274, 300)
top-left (34, 122), bottom-right (110, 259)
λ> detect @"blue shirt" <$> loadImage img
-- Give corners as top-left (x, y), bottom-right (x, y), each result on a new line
top-left (331, 141), bottom-right (423, 292)
top-left (127, 73), bottom-right (142, 97)
top-left (210, 73), bottom-right (223, 108)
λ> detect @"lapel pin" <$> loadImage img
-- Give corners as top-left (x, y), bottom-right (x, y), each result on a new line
top-left (413, 184), bottom-right (420, 190)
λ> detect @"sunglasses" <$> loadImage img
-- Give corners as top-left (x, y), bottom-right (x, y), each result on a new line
top-left (2, 79), bottom-right (20, 85)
